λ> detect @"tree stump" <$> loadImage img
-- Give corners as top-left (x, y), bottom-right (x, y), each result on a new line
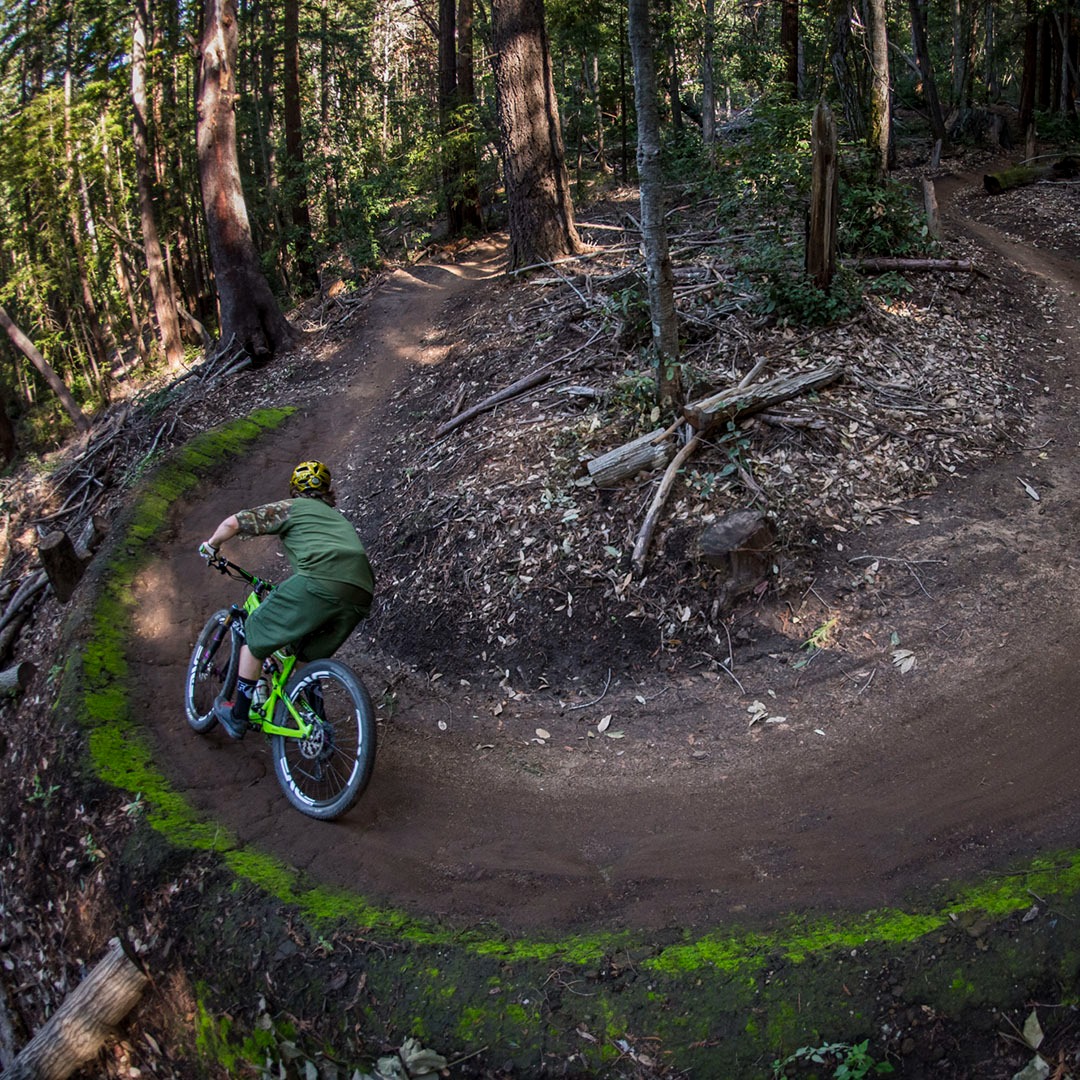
top-left (38, 530), bottom-right (88, 604)
top-left (0, 661), bottom-right (35, 697)
top-left (5, 939), bottom-right (149, 1080)
top-left (699, 511), bottom-right (774, 600)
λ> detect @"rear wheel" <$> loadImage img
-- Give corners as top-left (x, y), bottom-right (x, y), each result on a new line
top-left (184, 609), bottom-right (239, 733)
top-left (271, 659), bottom-right (376, 820)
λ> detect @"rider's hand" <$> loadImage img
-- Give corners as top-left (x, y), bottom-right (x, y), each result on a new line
top-left (198, 541), bottom-right (218, 561)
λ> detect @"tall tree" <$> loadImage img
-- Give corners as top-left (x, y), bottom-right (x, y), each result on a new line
top-left (909, 0), bottom-right (948, 151)
top-left (0, 305), bottom-right (90, 434)
top-left (132, 0), bottom-right (184, 367)
top-left (780, 0), bottom-right (799, 99)
top-left (627, 0), bottom-right (680, 411)
top-left (867, 0), bottom-right (891, 176)
top-left (197, 0), bottom-right (295, 361)
top-left (283, 0), bottom-right (314, 285)
top-left (491, 0), bottom-right (583, 269)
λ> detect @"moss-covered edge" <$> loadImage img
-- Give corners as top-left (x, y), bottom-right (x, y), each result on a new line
top-left (56, 410), bottom-right (1080, 1075)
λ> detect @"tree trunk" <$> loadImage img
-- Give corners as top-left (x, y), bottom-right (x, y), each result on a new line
top-left (1019, 0), bottom-right (1038, 133)
top-left (456, 0), bottom-right (483, 225)
top-left (0, 394), bottom-right (14, 465)
top-left (490, 0), bottom-right (583, 270)
top-left (197, 0), bottom-right (296, 363)
top-left (780, 0), bottom-right (799, 99)
top-left (701, 0), bottom-right (716, 153)
top-left (283, 0), bottom-right (314, 285)
top-left (0, 306), bottom-right (90, 433)
top-left (867, 0), bottom-right (891, 177)
top-left (132, 0), bottom-right (184, 368)
top-left (39, 530), bottom-right (87, 604)
top-left (628, 0), bottom-right (681, 412)
top-left (909, 0), bottom-right (949, 151)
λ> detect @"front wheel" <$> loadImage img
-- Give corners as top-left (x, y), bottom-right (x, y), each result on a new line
top-left (271, 659), bottom-right (376, 821)
top-left (184, 609), bottom-right (239, 733)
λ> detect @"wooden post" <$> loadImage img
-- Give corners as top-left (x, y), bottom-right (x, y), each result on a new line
top-left (5, 939), bottom-right (149, 1080)
top-left (921, 177), bottom-right (941, 240)
top-left (806, 100), bottom-right (838, 291)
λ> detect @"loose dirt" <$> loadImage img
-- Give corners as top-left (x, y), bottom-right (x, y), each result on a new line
top-left (130, 171), bottom-right (1080, 938)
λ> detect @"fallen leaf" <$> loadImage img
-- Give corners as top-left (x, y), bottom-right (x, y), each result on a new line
top-left (597, 714), bottom-right (612, 733)
top-left (536, 728), bottom-right (550, 740)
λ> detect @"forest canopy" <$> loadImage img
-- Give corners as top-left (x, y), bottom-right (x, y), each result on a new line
top-left (0, 0), bottom-right (1075, 459)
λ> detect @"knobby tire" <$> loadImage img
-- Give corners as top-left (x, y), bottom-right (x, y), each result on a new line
top-left (184, 609), bottom-right (239, 733)
top-left (271, 659), bottom-right (376, 821)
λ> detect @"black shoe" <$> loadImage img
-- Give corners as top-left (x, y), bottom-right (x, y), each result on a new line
top-left (213, 699), bottom-right (247, 741)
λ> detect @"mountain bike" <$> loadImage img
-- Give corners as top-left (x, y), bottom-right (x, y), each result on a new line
top-left (184, 554), bottom-right (376, 821)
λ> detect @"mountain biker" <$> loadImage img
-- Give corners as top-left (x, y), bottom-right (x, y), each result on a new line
top-left (197, 460), bottom-right (374, 740)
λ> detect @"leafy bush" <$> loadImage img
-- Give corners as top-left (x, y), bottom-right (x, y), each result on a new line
top-left (838, 151), bottom-right (934, 257)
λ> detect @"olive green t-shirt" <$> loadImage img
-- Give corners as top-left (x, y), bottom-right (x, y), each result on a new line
top-left (234, 498), bottom-right (374, 599)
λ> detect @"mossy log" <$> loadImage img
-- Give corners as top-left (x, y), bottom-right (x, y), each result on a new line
top-left (983, 156), bottom-right (1079, 194)
top-left (5, 939), bottom-right (148, 1080)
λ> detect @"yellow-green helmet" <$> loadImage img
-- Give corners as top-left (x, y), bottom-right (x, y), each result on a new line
top-left (290, 460), bottom-right (332, 496)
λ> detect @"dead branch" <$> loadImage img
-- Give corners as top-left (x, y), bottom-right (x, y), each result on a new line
top-left (632, 429), bottom-right (703, 577)
top-left (435, 364), bottom-right (556, 439)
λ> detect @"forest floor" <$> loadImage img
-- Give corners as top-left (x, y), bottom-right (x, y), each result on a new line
top-left (3, 147), bottom-right (1080, 1077)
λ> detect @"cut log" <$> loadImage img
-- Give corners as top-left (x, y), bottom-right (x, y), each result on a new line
top-left (683, 360), bottom-right (842, 433)
top-left (39, 530), bottom-right (89, 604)
top-left (587, 427), bottom-right (675, 487)
top-left (5, 938), bottom-right (149, 1080)
top-left (0, 661), bottom-right (36, 696)
top-left (699, 511), bottom-right (775, 601)
top-left (843, 257), bottom-right (975, 274)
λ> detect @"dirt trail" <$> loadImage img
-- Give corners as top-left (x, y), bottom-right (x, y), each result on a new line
top-left (131, 184), bottom-right (1080, 935)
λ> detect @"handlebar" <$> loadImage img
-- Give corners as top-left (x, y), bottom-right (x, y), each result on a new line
top-left (206, 554), bottom-right (275, 595)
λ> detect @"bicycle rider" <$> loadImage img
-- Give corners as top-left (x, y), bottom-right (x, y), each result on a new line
top-left (197, 460), bottom-right (374, 740)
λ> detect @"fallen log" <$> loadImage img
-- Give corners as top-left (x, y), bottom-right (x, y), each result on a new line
top-left (435, 364), bottom-right (555, 438)
top-left (683, 360), bottom-right (842, 433)
top-left (983, 156), bottom-right (1078, 194)
top-left (587, 427), bottom-right (675, 487)
top-left (5, 938), bottom-right (149, 1080)
top-left (843, 257), bottom-right (975, 274)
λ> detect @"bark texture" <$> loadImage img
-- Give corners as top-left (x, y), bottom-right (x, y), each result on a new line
top-left (491, 0), bottom-right (582, 269)
top-left (197, 0), bottom-right (295, 362)
top-left (132, 0), bottom-right (184, 367)
top-left (628, 0), bottom-right (680, 409)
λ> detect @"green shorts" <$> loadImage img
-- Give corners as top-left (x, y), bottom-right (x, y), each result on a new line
top-left (244, 574), bottom-right (371, 661)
